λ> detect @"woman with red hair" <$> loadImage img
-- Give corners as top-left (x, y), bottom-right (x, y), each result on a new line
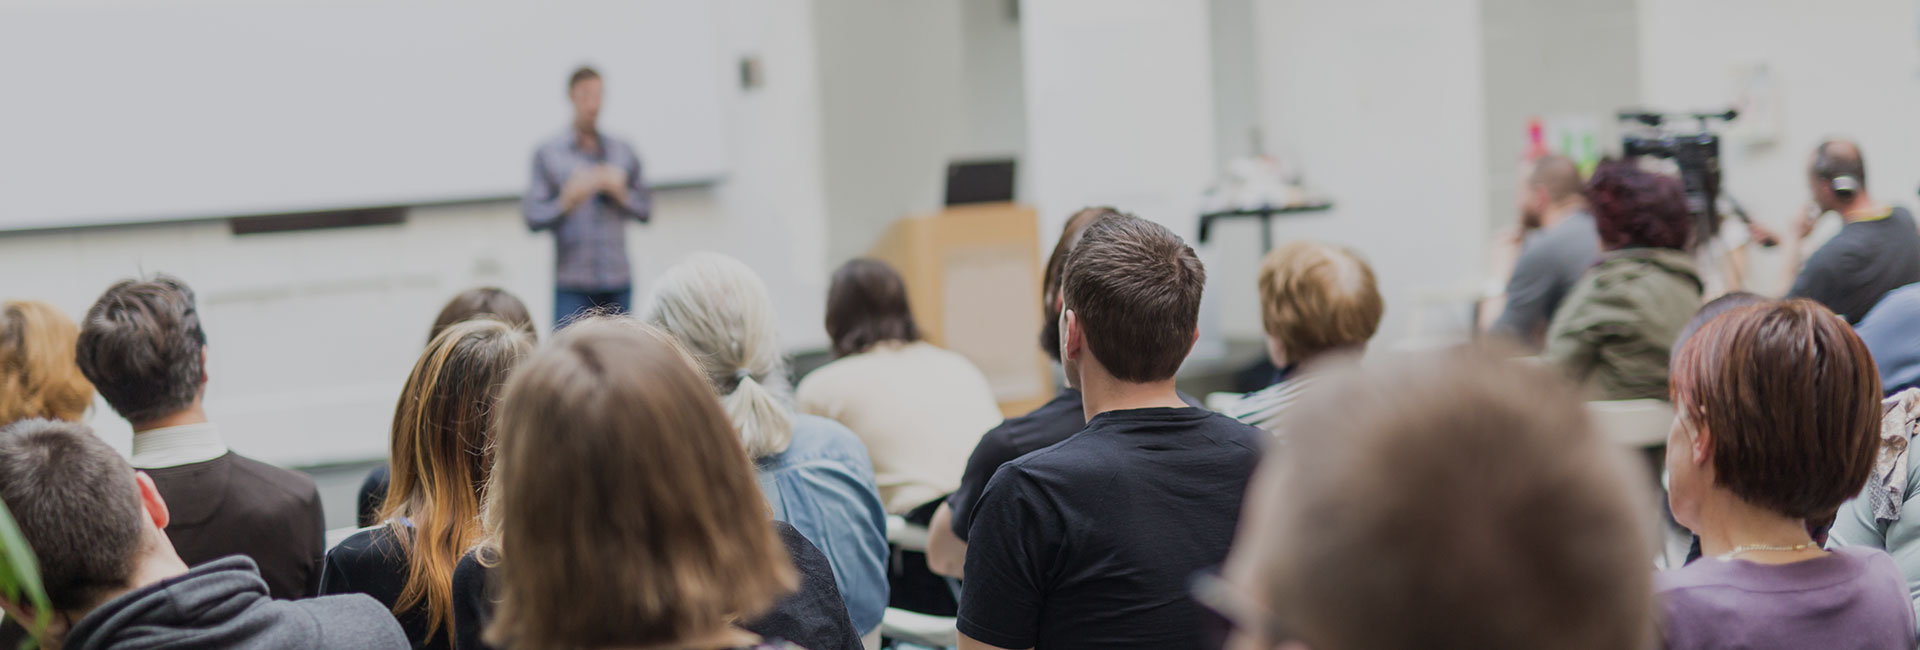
top-left (1542, 160), bottom-right (1704, 401)
top-left (1659, 299), bottom-right (1912, 649)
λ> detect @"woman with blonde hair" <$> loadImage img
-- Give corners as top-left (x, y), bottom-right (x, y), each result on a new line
top-left (0, 300), bottom-right (95, 425)
top-left (645, 252), bottom-right (887, 637)
top-left (358, 287), bottom-right (539, 527)
top-left (320, 318), bottom-right (534, 650)
top-left (468, 318), bottom-right (828, 650)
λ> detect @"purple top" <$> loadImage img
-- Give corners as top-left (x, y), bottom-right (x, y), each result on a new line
top-left (1657, 546), bottom-right (1916, 650)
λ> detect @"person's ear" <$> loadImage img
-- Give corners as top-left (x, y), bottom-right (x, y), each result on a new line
top-left (1690, 421), bottom-right (1714, 467)
top-left (134, 471), bottom-right (171, 530)
top-left (1061, 309), bottom-right (1082, 361)
top-left (198, 347), bottom-right (209, 386)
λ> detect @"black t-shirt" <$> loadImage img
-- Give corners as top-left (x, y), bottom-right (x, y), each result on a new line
top-left (1789, 207), bottom-right (1920, 323)
top-left (957, 407), bottom-right (1264, 650)
top-left (449, 521), bottom-right (859, 650)
top-left (948, 389), bottom-right (1087, 542)
top-left (948, 389), bottom-right (1205, 542)
top-left (319, 525), bottom-right (446, 650)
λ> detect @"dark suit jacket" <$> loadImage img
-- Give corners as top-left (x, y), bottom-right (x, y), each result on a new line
top-left (144, 452), bottom-right (326, 599)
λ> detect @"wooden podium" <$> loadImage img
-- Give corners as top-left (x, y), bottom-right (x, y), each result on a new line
top-left (868, 202), bottom-right (1054, 417)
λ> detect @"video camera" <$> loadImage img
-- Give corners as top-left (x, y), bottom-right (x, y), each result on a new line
top-left (1617, 109), bottom-right (1744, 244)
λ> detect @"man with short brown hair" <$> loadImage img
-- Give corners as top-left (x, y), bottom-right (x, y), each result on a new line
top-left (957, 212), bottom-right (1264, 650)
top-left (0, 419), bottom-right (406, 650)
top-left (75, 274), bottom-right (325, 599)
top-left (927, 206), bottom-right (1117, 579)
top-left (1206, 347), bottom-right (1655, 650)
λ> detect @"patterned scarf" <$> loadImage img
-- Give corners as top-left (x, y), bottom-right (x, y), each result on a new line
top-left (1870, 389), bottom-right (1920, 524)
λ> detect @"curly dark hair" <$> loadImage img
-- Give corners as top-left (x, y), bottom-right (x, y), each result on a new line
top-left (1585, 160), bottom-right (1693, 251)
top-left (76, 274), bottom-right (208, 425)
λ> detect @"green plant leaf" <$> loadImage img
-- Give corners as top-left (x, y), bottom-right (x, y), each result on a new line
top-left (0, 498), bottom-right (49, 650)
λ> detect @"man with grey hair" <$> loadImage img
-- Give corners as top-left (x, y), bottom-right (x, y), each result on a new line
top-left (0, 419), bottom-right (406, 650)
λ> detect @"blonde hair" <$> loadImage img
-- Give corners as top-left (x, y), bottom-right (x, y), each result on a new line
top-left (1258, 241), bottom-right (1384, 364)
top-left (380, 319), bottom-right (531, 638)
top-left (644, 253), bottom-right (794, 459)
top-left (485, 317), bottom-right (795, 650)
top-left (0, 300), bottom-right (95, 424)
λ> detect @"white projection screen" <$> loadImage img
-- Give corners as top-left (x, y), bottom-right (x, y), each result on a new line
top-left (0, 0), bottom-right (731, 231)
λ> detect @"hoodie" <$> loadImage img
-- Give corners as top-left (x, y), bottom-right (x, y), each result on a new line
top-left (63, 556), bottom-right (407, 650)
top-left (1542, 247), bottom-right (1704, 402)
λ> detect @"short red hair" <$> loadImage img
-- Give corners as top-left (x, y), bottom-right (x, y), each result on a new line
top-left (1669, 299), bottom-right (1881, 518)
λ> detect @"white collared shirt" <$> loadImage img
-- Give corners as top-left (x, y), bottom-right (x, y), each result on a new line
top-left (131, 422), bottom-right (229, 469)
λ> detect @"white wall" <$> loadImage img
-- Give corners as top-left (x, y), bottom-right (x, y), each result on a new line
top-left (1639, 0), bottom-right (1920, 295)
top-left (1249, 0), bottom-right (1488, 345)
top-left (811, 0), bottom-right (1032, 263)
top-left (1020, 0), bottom-right (1217, 252)
top-left (1480, 0), bottom-right (1640, 231)
top-left (0, 0), bottom-right (833, 466)
top-left (1211, 0), bottom-right (1264, 167)
top-left (958, 0), bottom-right (1029, 165)
top-left (813, 0), bottom-right (966, 264)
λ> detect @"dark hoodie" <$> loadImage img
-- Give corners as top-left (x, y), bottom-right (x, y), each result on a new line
top-left (63, 556), bottom-right (408, 650)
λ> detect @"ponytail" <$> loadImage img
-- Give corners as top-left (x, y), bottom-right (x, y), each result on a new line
top-left (724, 371), bottom-right (795, 459)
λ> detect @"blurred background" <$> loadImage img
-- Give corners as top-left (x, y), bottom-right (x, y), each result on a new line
top-left (3, 0), bottom-right (1918, 526)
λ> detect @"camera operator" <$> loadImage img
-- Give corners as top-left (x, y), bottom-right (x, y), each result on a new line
top-left (1784, 139), bottom-right (1920, 323)
top-left (1480, 154), bottom-right (1599, 349)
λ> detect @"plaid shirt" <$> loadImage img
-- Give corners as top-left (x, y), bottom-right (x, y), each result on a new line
top-left (523, 130), bottom-right (651, 291)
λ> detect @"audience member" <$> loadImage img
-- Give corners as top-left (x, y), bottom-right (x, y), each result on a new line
top-left (358, 287), bottom-right (537, 527)
top-left (1660, 300), bottom-right (1913, 649)
top-left (0, 419), bottom-right (407, 650)
top-left (1829, 372), bottom-right (1920, 636)
top-left (320, 319), bottom-right (532, 650)
top-left (1786, 140), bottom-right (1920, 323)
top-left (0, 300), bottom-right (94, 425)
top-left (74, 274), bottom-right (326, 599)
top-left (451, 318), bottom-right (858, 650)
top-left (1543, 160), bottom-right (1704, 401)
top-left (1222, 240), bottom-right (1382, 434)
top-left (1484, 154), bottom-right (1599, 347)
top-left (427, 287), bottom-right (537, 342)
top-left (926, 206), bottom-right (1114, 579)
top-left (1856, 283), bottom-right (1920, 396)
top-left (1669, 292), bottom-right (1768, 358)
top-left (957, 213), bottom-right (1264, 650)
top-left (645, 252), bottom-right (889, 637)
top-left (1207, 347), bottom-right (1655, 650)
top-left (796, 258), bottom-right (1001, 515)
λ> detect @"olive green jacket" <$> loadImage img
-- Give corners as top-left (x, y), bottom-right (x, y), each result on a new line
top-left (1542, 247), bottom-right (1704, 401)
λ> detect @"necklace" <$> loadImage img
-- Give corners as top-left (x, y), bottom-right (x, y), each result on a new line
top-left (1717, 542), bottom-right (1816, 561)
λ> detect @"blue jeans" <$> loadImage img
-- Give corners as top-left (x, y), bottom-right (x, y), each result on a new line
top-left (554, 287), bottom-right (632, 328)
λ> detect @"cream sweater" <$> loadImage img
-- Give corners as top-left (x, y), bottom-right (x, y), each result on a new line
top-left (796, 341), bottom-right (1003, 513)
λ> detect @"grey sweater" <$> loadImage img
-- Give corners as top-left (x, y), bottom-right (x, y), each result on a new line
top-left (64, 556), bottom-right (407, 650)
